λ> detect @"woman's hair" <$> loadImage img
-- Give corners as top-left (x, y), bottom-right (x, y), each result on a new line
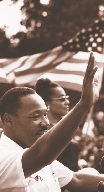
top-left (35, 78), bottom-right (60, 102)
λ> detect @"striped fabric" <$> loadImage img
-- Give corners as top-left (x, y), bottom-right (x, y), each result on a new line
top-left (38, 51), bottom-right (104, 92)
top-left (0, 46), bottom-right (75, 85)
top-left (0, 68), bottom-right (9, 84)
top-left (0, 19), bottom-right (104, 91)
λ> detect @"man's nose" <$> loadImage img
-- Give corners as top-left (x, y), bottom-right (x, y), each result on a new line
top-left (40, 117), bottom-right (50, 127)
top-left (65, 99), bottom-right (70, 104)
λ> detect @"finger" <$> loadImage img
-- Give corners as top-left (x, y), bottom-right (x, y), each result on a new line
top-left (86, 65), bottom-right (98, 84)
top-left (83, 52), bottom-right (92, 85)
top-left (83, 65), bottom-right (98, 87)
top-left (83, 52), bottom-right (95, 85)
top-left (85, 52), bottom-right (94, 76)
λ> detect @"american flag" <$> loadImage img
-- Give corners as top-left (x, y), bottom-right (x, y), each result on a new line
top-left (0, 19), bottom-right (104, 91)
top-left (63, 19), bottom-right (104, 53)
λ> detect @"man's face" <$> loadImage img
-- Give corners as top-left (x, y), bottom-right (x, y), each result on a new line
top-left (9, 93), bottom-right (49, 148)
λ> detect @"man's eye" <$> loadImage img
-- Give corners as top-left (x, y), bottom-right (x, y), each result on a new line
top-left (30, 115), bottom-right (39, 119)
top-left (35, 116), bottom-right (39, 118)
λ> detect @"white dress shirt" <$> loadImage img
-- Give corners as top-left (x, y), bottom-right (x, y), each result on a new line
top-left (0, 133), bottom-right (73, 192)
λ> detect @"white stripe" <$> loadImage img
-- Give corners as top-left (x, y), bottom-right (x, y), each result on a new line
top-left (15, 72), bottom-right (44, 85)
top-left (38, 73), bottom-right (84, 84)
top-left (55, 62), bottom-right (87, 72)
top-left (2, 56), bottom-right (28, 74)
top-left (15, 53), bottom-right (43, 71)
top-left (34, 47), bottom-right (63, 68)
top-left (73, 51), bottom-right (104, 62)
top-left (0, 68), bottom-right (9, 83)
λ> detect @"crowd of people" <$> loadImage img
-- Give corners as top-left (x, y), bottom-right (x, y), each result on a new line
top-left (76, 110), bottom-right (104, 173)
top-left (0, 52), bottom-right (104, 192)
top-left (35, 76), bottom-right (104, 174)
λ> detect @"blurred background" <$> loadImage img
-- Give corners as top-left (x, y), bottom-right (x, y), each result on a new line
top-left (0, 0), bottom-right (104, 57)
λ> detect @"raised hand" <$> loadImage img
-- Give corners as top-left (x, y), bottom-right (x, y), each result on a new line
top-left (81, 52), bottom-right (99, 108)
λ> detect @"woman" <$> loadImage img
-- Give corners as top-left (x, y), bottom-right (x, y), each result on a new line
top-left (35, 78), bottom-right (79, 171)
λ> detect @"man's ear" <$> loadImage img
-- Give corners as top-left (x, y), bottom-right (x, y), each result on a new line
top-left (3, 113), bottom-right (12, 127)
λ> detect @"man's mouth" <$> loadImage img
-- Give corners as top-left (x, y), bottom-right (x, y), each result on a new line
top-left (36, 130), bottom-right (48, 135)
top-left (64, 106), bottom-right (69, 110)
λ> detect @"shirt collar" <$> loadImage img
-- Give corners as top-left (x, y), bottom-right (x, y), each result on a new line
top-left (0, 132), bottom-right (23, 150)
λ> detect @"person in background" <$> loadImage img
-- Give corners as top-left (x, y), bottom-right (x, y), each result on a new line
top-left (0, 52), bottom-right (104, 192)
top-left (93, 111), bottom-right (104, 136)
top-left (35, 78), bottom-right (79, 171)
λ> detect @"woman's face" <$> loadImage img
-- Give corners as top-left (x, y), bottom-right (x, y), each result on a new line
top-left (48, 86), bottom-right (70, 118)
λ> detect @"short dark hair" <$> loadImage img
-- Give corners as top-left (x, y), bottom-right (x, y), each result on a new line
top-left (35, 78), bottom-right (60, 102)
top-left (0, 87), bottom-right (35, 121)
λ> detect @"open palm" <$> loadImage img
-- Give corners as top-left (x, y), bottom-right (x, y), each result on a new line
top-left (81, 52), bottom-right (99, 108)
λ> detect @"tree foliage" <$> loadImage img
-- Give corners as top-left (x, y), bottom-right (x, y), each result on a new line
top-left (0, 0), bottom-right (104, 58)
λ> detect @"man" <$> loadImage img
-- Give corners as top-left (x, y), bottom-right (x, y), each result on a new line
top-left (0, 52), bottom-right (104, 192)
